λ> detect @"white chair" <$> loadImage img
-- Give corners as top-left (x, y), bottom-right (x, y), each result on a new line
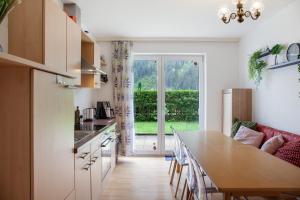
top-left (182, 145), bottom-right (219, 200)
top-left (169, 127), bottom-right (188, 198)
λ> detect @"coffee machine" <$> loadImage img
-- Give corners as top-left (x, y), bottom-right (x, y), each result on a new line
top-left (96, 101), bottom-right (113, 119)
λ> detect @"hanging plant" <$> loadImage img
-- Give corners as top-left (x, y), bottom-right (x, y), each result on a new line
top-left (271, 44), bottom-right (286, 65)
top-left (249, 49), bottom-right (267, 87)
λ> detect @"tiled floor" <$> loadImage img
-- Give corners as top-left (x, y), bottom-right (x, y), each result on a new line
top-left (134, 135), bottom-right (175, 152)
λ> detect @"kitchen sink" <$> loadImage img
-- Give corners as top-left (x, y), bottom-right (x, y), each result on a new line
top-left (74, 131), bottom-right (93, 142)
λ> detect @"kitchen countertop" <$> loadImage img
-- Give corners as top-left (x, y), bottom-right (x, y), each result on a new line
top-left (73, 118), bottom-right (116, 153)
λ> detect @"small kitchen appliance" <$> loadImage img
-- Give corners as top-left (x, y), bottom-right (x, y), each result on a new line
top-left (83, 108), bottom-right (96, 122)
top-left (96, 101), bottom-right (112, 119)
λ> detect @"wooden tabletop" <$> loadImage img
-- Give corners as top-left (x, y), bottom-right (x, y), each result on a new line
top-left (177, 131), bottom-right (300, 195)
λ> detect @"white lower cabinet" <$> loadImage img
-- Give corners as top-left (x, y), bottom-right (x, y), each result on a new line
top-left (91, 149), bottom-right (102, 200)
top-left (75, 145), bottom-right (92, 200)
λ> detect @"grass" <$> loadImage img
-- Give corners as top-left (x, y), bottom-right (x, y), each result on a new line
top-left (135, 121), bottom-right (199, 135)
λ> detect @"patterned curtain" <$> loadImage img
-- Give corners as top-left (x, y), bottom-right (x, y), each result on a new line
top-left (112, 41), bottom-right (134, 156)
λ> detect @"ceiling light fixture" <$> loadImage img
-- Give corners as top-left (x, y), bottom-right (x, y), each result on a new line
top-left (218, 0), bottom-right (264, 24)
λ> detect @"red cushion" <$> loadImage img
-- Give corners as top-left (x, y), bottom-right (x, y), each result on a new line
top-left (257, 124), bottom-right (300, 144)
top-left (274, 142), bottom-right (300, 167)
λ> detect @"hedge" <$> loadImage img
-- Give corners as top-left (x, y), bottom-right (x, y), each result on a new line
top-left (134, 90), bottom-right (199, 121)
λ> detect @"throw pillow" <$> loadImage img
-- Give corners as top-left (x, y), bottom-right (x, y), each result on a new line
top-left (231, 119), bottom-right (257, 138)
top-left (234, 126), bottom-right (264, 148)
top-left (261, 135), bottom-right (285, 154)
top-left (275, 142), bottom-right (300, 168)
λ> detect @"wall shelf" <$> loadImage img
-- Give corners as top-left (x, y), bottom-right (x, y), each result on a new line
top-left (258, 48), bottom-right (271, 59)
top-left (268, 59), bottom-right (300, 70)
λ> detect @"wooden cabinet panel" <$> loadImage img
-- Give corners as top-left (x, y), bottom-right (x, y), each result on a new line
top-left (33, 70), bottom-right (74, 200)
top-left (91, 149), bottom-right (102, 200)
top-left (67, 17), bottom-right (81, 85)
top-left (44, 0), bottom-right (67, 72)
top-left (222, 89), bottom-right (252, 137)
top-left (75, 144), bottom-right (92, 200)
top-left (0, 66), bottom-right (31, 200)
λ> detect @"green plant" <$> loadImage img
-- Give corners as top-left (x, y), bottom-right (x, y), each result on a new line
top-left (0, 0), bottom-right (21, 24)
top-left (271, 44), bottom-right (286, 65)
top-left (249, 49), bottom-right (267, 87)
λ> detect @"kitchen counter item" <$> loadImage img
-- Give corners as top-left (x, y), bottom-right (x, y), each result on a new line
top-left (83, 108), bottom-right (96, 122)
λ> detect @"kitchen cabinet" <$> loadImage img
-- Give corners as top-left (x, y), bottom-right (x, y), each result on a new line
top-left (67, 16), bottom-right (81, 85)
top-left (81, 33), bottom-right (102, 89)
top-left (222, 89), bottom-right (252, 137)
top-left (0, 61), bottom-right (75, 200)
top-left (75, 144), bottom-right (92, 200)
top-left (9, 0), bottom-right (83, 83)
top-left (91, 149), bottom-right (102, 200)
top-left (33, 70), bottom-right (75, 200)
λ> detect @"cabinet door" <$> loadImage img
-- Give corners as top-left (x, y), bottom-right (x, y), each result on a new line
top-left (75, 145), bottom-right (92, 200)
top-left (33, 70), bottom-right (75, 200)
top-left (44, 0), bottom-right (67, 72)
top-left (91, 149), bottom-right (102, 200)
top-left (67, 17), bottom-right (81, 85)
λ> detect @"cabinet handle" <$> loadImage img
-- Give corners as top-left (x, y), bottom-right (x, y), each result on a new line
top-left (91, 156), bottom-right (99, 163)
top-left (82, 163), bottom-right (91, 171)
top-left (79, 152), bottom-right (90, 159)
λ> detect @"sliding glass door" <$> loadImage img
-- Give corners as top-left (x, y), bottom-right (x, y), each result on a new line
top-left (133, 55), bottom-right (204, 155)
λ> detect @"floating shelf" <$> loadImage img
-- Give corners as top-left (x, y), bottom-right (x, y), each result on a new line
top-left (258, 48), bottom-right (271, 59)
top-left (268, 59), bottom-right (300, 70)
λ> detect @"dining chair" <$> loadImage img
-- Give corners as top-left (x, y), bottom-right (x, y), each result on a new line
top-left (169, 126), bottom-right (188, 198)
top-left (181, 145), bottom-right (197, 200)
top-left (181, 144), bottom-right (220, 200)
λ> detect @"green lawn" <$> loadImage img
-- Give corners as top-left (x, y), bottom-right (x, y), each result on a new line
top-left (135, 121), bottom-right (199, 135)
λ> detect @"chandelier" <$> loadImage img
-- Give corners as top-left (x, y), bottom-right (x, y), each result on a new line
top-left (218, 0), bottom-right (264, 24)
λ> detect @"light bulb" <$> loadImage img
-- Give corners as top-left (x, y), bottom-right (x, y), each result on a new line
top-left (232, 0), bottom-right (247, 5)
top-left (251, 0), bottom-right (264, 13)
top-left (218, 7), bottom-right (230, 19)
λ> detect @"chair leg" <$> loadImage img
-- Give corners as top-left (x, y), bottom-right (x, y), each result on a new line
top-left (175, 165), bottom-right (183, 197)
top-left (170, 159), bottom-right (177, 185)
top-left (181, 179), bottom-right (187, 200)
top-left (168, 155), bottom-right (174, 174)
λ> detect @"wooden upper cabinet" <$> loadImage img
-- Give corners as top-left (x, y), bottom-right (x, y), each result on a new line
top-left (9, 0), bottom-right (67, 73)
top-left (44, 0), bottom-right (67, 72)
top-left (67, 17), bottom-right (81, 85)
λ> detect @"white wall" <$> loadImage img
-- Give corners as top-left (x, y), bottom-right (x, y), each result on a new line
top-left (97, 41), bottom-right (239, 131)
top-left (238, 0), bottom-right (300, 134)
top-left (74, 88), bottom-right (98, 112)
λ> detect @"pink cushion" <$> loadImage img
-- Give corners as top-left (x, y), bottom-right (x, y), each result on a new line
top-left (274, 142), bottom-right (300, 168)
top-left (234, 126), bottom-right (264, 148)
top-left (261, 135), bottom-right (284, 154)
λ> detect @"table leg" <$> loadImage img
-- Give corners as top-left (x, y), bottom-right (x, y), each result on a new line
top-left (223, 192), bottom-right (231, 200)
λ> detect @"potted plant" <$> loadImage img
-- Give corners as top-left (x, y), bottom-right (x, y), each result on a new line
top-left (0, 0), bottom-right (21, 52)
top-left (271, 44), bottom-right (286, 65)
top-left (249, 49), bottom-right (267, 87)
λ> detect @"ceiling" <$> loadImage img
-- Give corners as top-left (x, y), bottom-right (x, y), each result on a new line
top-left (76, 0), bottom-right (294, 41)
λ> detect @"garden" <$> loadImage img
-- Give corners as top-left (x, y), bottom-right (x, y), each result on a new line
top-left (134, 90), bottom-right (199, 135)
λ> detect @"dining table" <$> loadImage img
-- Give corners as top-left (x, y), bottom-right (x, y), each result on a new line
top-left (177, 131), bottom-right (300, 200)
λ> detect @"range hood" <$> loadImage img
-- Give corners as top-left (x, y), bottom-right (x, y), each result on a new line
top-left (81, 58), bottom-right (107, 75)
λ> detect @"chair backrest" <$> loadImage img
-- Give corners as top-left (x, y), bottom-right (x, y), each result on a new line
top-left (182, 145), bottom-right (197, 191)
top-left (172, 128), bottom-right (186, 165)
top-left (191, 158), bottom-right (208, 200)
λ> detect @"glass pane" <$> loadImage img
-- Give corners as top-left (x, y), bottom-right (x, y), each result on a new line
top-left (133, 60), bottom-right (159, 152)
top-left (164, 59), bottom-right (200, 152)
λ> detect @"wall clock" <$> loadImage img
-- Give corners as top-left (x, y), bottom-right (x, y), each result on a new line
top-left (286, 43), bottom-right (300, 62)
